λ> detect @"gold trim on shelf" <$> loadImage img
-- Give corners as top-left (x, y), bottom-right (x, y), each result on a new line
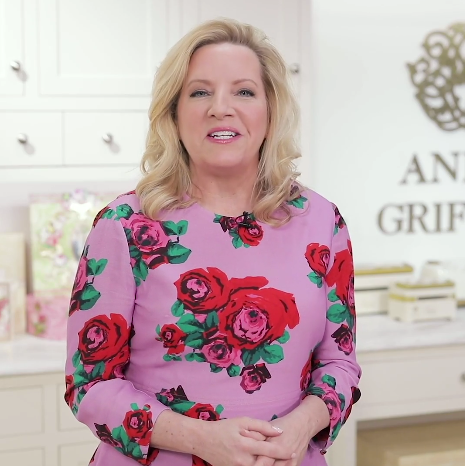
top-left (395, 280), bottom-right (455, 289)
top-left (354, 264), bottom-right (414, 276)
top-left (389, 293), bottom-right (417, 302)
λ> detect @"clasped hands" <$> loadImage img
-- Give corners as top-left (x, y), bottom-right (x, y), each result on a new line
top-left (201, 408), bottom-right (316, 466)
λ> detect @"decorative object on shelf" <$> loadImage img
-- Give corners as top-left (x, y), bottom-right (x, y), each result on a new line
top-left (358, 420), bottom-right (465, 466)
top-left (388, 280), bottom-right (457, 323)
top-left (0, 278), bottom-right (12, 341)
top-left (26, 291), bottom-right (72, 340)
top-left (425, 260), bottom-right (465, 307)
top-left (0, 233), bottom-right (27, 334)
top-left (354, 263), bottom-right (414, 315)
top-left (28, 189), bottom-right (116, 340)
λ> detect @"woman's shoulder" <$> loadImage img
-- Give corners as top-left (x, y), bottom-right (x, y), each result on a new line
top-left (291, 185), bottom-right (338, 220)
top-left (106, 190), bottom-right (141, 212)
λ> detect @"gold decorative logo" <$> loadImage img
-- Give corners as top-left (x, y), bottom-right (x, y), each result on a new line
top-left (408, 23), bottom-right (465, 131)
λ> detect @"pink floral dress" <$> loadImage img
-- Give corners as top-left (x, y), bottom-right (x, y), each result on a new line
top-left (64, 188), bottom-right (361, 466)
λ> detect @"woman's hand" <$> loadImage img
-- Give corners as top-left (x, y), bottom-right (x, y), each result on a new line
top-left (242, 396), bottom-right (330, 466)
top-left (198, 416), bottom-right (296, 466)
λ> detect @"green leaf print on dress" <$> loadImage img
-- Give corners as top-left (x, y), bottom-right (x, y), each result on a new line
top-left (69, 245), bottom-right (107, 316)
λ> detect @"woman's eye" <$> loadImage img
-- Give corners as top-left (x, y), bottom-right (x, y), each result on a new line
top-left (190, 90), bottom-right (209, 97)
top-left (237, 89), bottom-right (255, 97)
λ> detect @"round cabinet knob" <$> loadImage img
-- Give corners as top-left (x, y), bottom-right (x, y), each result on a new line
top-left (461, 373), bottom-right (465, 383)
top-left (289, 63), bottom-right (300, 74)
top-left (102, 133), bottom-right (113, 144)
top-left (10, 60), bottom-right (21, 71)
top-left (17, 133), bottom-right (28, 144)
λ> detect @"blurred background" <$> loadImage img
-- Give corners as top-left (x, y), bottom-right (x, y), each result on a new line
top-left (0, 1), bottom-right (464, 465)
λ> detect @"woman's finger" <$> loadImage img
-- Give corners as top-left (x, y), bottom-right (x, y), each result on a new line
top-left (243, 418), bottom-right (284, 438)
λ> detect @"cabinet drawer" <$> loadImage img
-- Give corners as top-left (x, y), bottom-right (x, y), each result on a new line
top-left (0, 386), bottom-right (43, 436)
top-left (0, 448), bottom-right (44, 465)
top-left (0, 113), bottom-right (62, 167)
top-left (59, 442), bottom-right (98, 466)
top-left (359, 352), bottom-right (465, 407)
top-left (64, 112), bottom-right (147, 166)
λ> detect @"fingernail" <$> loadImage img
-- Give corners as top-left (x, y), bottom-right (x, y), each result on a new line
top-left (272, 426), bottom-right (283, 433)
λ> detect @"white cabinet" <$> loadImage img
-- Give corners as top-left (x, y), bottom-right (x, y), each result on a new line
top-left (0, 112), bottom-right (63, 167)
top-left (0, 373), bottom-right (97, 466)
top-left (0, 0), bottom-right (24, 96)
top-left (38, 0), bottom-right (169, 96)
top-left (64, 112), bottom-right (148, 166)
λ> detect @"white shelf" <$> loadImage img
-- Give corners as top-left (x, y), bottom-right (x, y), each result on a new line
top-left (0, 165), bottom-right (142, 184)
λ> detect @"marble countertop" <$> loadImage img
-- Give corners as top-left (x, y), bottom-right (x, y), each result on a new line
top-left (1, 309), bottom-right (464, 377)
top-left (357, 308), bottom-right (465, 352)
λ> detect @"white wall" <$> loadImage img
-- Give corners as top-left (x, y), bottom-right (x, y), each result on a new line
top-left (308, 0), bottom-right (465, 276)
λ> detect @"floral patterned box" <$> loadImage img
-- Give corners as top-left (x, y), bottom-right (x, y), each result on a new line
top-left (0, 233), bottom-right (27, 334)
top-left (29, 190), bottom-right (116, 293)
top-left (0, 282), bottom-right (12, 341)
top-left (27, 291), bottom-right (71, 340)
top-left (28, 190), bottom-right (116, 339)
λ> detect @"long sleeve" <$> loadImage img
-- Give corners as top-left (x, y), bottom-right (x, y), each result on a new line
top-left (64, 208), bottom-right (168, 465)
top-left (305, 205), bottom-right (361, 454)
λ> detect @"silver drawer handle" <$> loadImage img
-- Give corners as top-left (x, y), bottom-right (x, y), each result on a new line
top-left (289, 63), bottom-right (300, 74)
top-left (102, 133), bottom-right (113, 144)
top-left (10, 60), bottom-right (21, 71)
top-left (17, 133), bottom-right (28, 144)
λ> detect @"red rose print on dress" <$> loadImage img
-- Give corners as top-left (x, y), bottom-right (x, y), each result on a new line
top-left (214, 212), bottom-right (264, 248)
top-left (65, 314), bottom-right (131, 415)
top-left (96, 203), bottom-right (191, 286)
top-left (123, 406), bottom-right (153, 446)
top-left (78, 314), bottom-right (129, 364)
top-left (201, 335), bottom-right (242, 368)
top-left (94, 403), bottom-right (158, 465)
top-left (185, 403), bottom-right (221, 421)
top-left (157, 324), bottom-right (187, 355)
top-left (240, 363), bottom-right (271, 394)
top-left (220, 286), bottom-right (299, 350)
top-left (332, 203), bottom-right (346, 235)
top-left (300, 354), bottom-right (312, 392)
top-left (306, 375), bottom-right (346, 443)
top-left (69, 246), bottom-right (108, 316)
top-left (305, 243), bottom-right (330, 288)
top-left (331, 324), bottom-right (354, 355)
top-left (325, 240), bottom-right (356, 331)
top-left (157, 269), bottom-right (299, 393)
top-left (174, 268), bottom-right (231, 314)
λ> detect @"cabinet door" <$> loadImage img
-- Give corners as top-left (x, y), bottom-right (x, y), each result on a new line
top-left (38, 0), bottom-right (169, 96)
top-left (0, 0), bottom-right (24, 96)
top-left (169, 0), bottom-right (302, 97)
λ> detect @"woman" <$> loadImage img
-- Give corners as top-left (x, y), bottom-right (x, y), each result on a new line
top-left (65, 18), bottom-right (361, 466)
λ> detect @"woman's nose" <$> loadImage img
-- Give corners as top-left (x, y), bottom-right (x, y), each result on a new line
top-left (207, 92), bottom-right (233, 119)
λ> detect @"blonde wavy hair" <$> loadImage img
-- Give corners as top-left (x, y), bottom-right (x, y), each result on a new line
top-left (136, 17), bottom-right (303, 226)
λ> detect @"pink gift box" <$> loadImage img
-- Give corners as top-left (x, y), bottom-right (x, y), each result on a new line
top-left (27, 291), bottom-right (70, 340)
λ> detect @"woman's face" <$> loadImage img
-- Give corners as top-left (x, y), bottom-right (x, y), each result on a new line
top-left (176, 43), bottom-right (268, 176)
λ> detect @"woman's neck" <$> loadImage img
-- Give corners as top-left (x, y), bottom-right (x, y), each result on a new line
top-left (190, 169), bottom-right (257, 217)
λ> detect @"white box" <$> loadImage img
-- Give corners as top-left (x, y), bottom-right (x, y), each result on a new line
top-left (388, 281), bottom-right (457, 323)
top-left (354, 264), bottom-right (414, 315)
